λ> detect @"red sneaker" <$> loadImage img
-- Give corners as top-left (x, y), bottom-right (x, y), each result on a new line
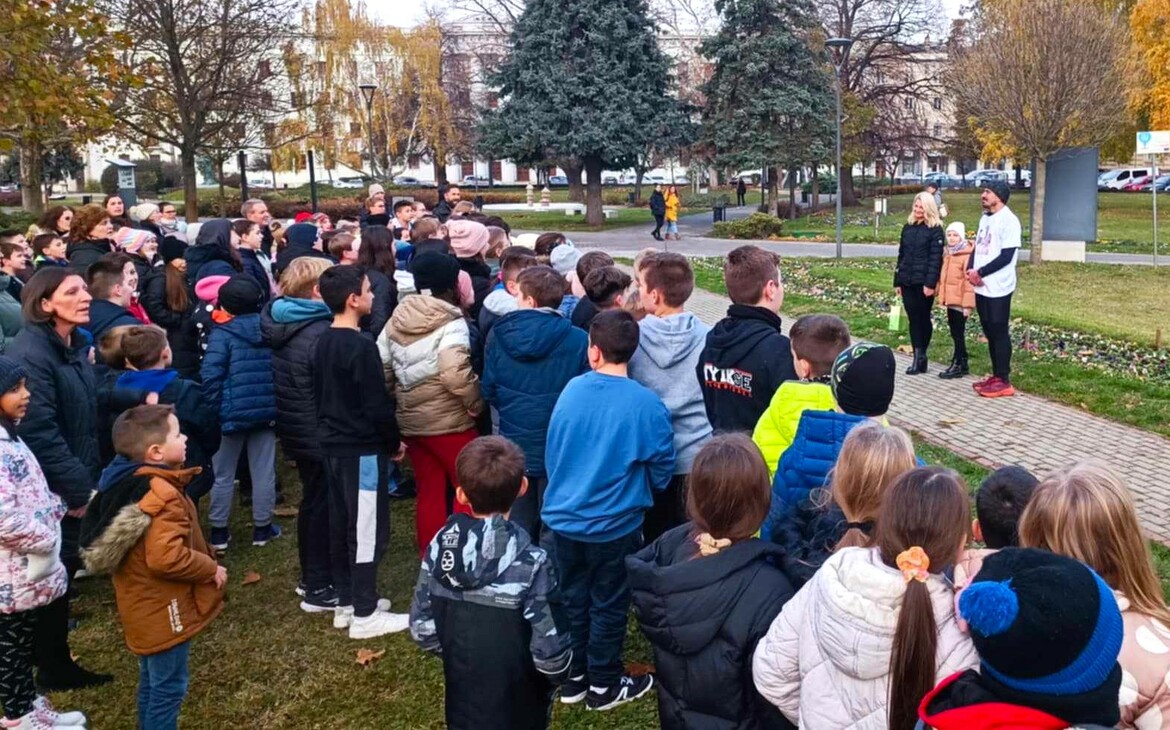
top-left (972, 375), bottom-right (995, 392)
top-left (979, 379), bottom-right (1016, 398)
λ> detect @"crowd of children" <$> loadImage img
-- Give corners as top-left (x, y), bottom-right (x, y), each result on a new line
top-left (0, 194), bottom-right (1165, 730)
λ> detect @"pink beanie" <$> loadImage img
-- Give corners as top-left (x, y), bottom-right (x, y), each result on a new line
top-left (114, 227), bottom-right (155, 255)
top-left (194, 275), bottom-right (232, 306)
top-left (446, 219), bottom-right (490, 259)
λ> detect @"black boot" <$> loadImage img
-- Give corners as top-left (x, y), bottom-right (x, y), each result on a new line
top-left (905, 349), bottom-right (927, 375)
top-left (939, 355), bottom-right (969, 380)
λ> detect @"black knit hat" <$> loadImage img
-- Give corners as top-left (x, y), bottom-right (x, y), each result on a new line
top-left (159, 235), bottom-right (188, 264)
top-left (410, 251), bottom-right (460, 297)
top-left (830, 343), bottom-right (895, 417)
top-left (985, 180), bottom-right (1011, 206)
top-left (216, 275), bottom-right (264, 315)
top-left (960, 548), bottom-right (1123, 701)
top-left (0, 356), bottom-right (27, 395)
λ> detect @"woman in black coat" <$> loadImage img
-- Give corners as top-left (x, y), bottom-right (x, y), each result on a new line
top-left (649, 184), bottom-right (667, 241)
top-left (8, 268), bottom-right (115, 690)
top-left (141, 236), bottom-right (203, 379)
top-left (65, 203), bottom-right (116, 275)
top-left (356, 227), bottom-right (398, 336)
top-left (894, 191), bottom-right (945, 375)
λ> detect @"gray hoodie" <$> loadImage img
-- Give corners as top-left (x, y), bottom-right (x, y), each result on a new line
top-left (629, 312), bottom-right (713, 474)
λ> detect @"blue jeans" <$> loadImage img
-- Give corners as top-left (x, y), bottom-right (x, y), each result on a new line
top-left (549, 528), bottom-right (642, 688)
top-left (137, 641), bottom-right (190, 730)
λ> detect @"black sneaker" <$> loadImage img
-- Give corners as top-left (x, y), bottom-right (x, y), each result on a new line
top-left (560, 675), bottom-right (588, 704)
top-left (295, 581), bottom-right (307, 597)
top-left (299, 586), bottom-right (339, 613)
top-left (586, 674), bottom-right (655, 711)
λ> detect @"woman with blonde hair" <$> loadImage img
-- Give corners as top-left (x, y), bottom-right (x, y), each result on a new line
top-left (894, 191), bottom-right (944, 375)
top-left (1019, 459), bottom-right (1170, 728)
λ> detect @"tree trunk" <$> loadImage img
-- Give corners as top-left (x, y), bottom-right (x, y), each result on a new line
top-left (811, 168), bottom-right (821, 214)
top-left (584, 157), bottom-right (604, 227)
top-left (787, 163), bottom-right (798, 220)
top-left (766, 165), bottom-right (780, 217)
top-left (19, 136), bottom-right (45, 215)
top-left (1030, 157), bottom-right (1046, 264)
top-left (217, 158), bottom-right (227, 218)
top-left (840, 168), bottom-right (860, 207)
top-left (633, 170), bottom-right (644, 204)
top-left (181, 148), bottom-right (199, 224)
top-left (566, 159), bottom-right (585, 203)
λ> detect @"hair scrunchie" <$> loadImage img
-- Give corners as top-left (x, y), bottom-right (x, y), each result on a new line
top-left (696, 532), bottom-right (732, 557)
top-left (896, 546), bottom-right (930, 583)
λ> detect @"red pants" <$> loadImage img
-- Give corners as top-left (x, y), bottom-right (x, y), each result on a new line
top-left (405, 430), bottom-right (477, 554)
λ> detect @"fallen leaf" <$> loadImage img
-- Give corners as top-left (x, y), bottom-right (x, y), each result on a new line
top-left (272, 506), bottom-right (299, 518)
top-left (938, 418), bottom-right (967, 428)
top-left (242, 571), bottom-right (262, 585)
top-left (895, 344), bottom-right (914, 355)
top-left (625, 662), bottom-right (656, 676)
top-left (356, 648), bottom-right (386, 667)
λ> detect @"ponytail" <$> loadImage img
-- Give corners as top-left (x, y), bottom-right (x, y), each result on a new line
top-left (889, 576), bottom-right (939, 730)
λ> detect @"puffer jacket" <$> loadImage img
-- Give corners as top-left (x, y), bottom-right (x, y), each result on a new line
top-left (1117, 592), bottom-right (1170, 729)
top-left (937, 244), bottom-right (976, 310)
top-left (481, 309), bottom-right (589, 477)
top-left (895, 223), bottom-right (945, 289)
top-left (140, 269), bottom-right (202, 379)
top-left (360, 268), bottom-right (396, 340)
top-left (185, 220), bottom-right (240, 286)
top-left (260, 297), bottom-right (333, 461)
top-left (0, 424), bottom-right (68, 614)
top-left (665, 193), bottom-right (681, 222)
top-left (0, 274), bottom-right (22, 353)
top-left (752, 381), bottom-right (837, 476)
top-left (378, 294), bottom-right (482, 437)
top-left (79, 465), bottom-right (223, 656)
top-left (200, 313), bottom-right (276, 433)
top-left (628, 525), bottom-right (796, 730)
top-left (752, 546), bottom-right (978, 729)
top-left (761, 410), bottom-right (867, 542)
top-left (67, 238), bottom-right (114, 275)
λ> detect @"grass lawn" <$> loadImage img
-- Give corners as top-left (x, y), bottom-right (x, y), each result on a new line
top-left (757, 190), bottom-right (1169, 254)
top-left (505, 207), bottom-right (659, 232)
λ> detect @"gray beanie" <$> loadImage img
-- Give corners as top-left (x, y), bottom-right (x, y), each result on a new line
top-left (985, 180), bottom-right (1011, 206)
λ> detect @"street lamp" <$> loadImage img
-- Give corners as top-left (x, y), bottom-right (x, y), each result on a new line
top-left (358, 82), bottom-right (378, 179)
top-left (826, 37), bottom-right (853, 259)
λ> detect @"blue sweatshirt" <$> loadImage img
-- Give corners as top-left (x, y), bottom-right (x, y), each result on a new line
top-left (542, 371), bottom-right (676, 542)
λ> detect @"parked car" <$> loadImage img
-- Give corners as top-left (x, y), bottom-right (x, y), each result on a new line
top-left (1123, 174), bottom-right (1153, 192)
top-left (331, 177), bottom-right (367, 189)
top-left (392, 175), bottom-right (424, 187)
top-left (548, 175), bottom-right (568, 186)
top-left (601, 171), bottom-right (622, 185)
top-left (461, 175), bottom-right (492, 186)
top-left (0, 183), bottom-right (17, 193)
top-left (1152, 174), bottom-right (1170, 192)
top-left (1099, 168), bottom-right (1151, 191)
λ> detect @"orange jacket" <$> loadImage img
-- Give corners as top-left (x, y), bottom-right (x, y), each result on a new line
top-left (937, 244), bottom-right (976, 310)
top-left (80, 466), bottom-right (223, 655)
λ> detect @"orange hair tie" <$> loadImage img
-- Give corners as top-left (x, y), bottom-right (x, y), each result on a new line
top-left (896, 546), bottom-right (930, 583)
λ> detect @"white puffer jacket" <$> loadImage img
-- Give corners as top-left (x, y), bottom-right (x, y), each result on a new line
top-left (752, 546), bottom-right (978, 729)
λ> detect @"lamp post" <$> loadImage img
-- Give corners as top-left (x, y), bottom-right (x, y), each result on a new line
top-left (358, 82), bottom-right (378, 179)
top-left (826, 37), bottom-right (853, 259)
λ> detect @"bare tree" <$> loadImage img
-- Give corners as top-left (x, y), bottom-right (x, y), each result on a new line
top-left (951, 0), bottom-right (1128, 261)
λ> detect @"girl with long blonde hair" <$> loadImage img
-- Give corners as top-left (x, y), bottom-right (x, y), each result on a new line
top-left (1019, 459), bottom-right (1170, 728)
top-left (894, 191), bottom-right (945, 375)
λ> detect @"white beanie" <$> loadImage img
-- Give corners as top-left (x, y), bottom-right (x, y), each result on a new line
top-left (130, 203), bottom-right (159, 223)
top-left (946, 221), bottom-right (966, 238)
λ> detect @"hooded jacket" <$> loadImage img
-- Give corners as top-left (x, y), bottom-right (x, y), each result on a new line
top-left (260, 297), bottom-right (333, 461)
top-left (0, 424), bottom-right (68, 614)
top-left (409, 513), bottom-right (571, 730)
top-left (378, 294), bottom-right (482, 437)
top-left (67, 238), bottom-right (114, 275)
top-left (79, 465), bottom-right (223, 656)
top-left (938, 243), bottom-right (976, 310)
top-left (87, 299), bottom-right (142, 359)
top-left (649, 190), bottom-right (667, 217)
top-left (481, 309), bottom-right (589, 476)
top-left (629, 312), bottom-right (713, 474)
top-left (186, 220), bottom-right (240, 286)
top-left (752, 381), bottom-right (837, 476)
top-left (752, 546), bottom-right (978, 729)
top-left (627, 525), bottom-right (796, 730)
top-left (698, 305), bottom-right (797, 434)
top-left (477, 286), bottom-right (518, 347)
top-left (200, 313), bottom-right (276, 433)
top-left (114, 369), bottom-right (219, 471)
top-left (918, 670), bottom-right (1119, 730)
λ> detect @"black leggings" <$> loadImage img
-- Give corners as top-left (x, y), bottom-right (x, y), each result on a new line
top-left (901, 287), bottom-right (936, 351)
top-left (976, 292), bottom-right (1013, 381)
top-left (652, 214), bottom-right (664, 236)
top-left (946, 308), bottom-right (968, 359)
top-left (0, 608), bottom-right (39, 719)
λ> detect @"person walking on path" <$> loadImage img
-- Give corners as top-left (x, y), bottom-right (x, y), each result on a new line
top-left (664, 186), bottom-right (682, 241)
top-left (937, 221), bottom-right (976, 379)
top-left (736, 177), bottom-right (747, 207)
top-left (649, 185), bottom-right (666, 241)
top-left (967, 181), bottom-right (1020, 398)
top-left (894, 191), bottom-right (944, 375)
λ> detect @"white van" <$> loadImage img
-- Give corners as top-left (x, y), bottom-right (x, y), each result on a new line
top-left (1099, 168), bottom-right (1151, 191)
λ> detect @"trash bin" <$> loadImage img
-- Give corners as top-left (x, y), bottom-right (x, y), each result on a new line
top-left (801, 190), bottom-right (810, 204)
top-left (81, 195), bottom-right (92, 205)
top-left (713, 203), bottom-right (726, 223)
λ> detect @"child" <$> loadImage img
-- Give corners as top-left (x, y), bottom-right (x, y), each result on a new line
top-left (542, 309), bottom-right (675, 710)
top-left (567, 251), bottom-right (614, 330)
top-left (699, 245), bottom-right (797, 434)
top-left (773, 420), bottom-right (916, 589)
top-left (447, 218), bottom-right (493, 320)
top-left (626, 434), bottom-right (795, 730)
top-left (953, 465), bottom-right (1038, 594)
top-left (313, 265), bottom-right (406, 637)
top-left (481, 265), bottom-right (589, 541)
top-left (1019, 460), bottom-right (1170, 727)
top-left (937, 221), bottom-right (975, 379)
top-left (410, 436), bottom-right (572, 729)
top-left (629, 252), bottom-right (713, 540)
top-left (549, 244), bottom-right (582, 319)
top-left (0, 358), bottom-right (87, 730)
top-left (200, 275), bottom-right (280, 550)
top-left (762, 343), bottom-right (897, 543)
top-left (920, 548), bottom-right (1124, 729)
top-left (578, 265), bottom-right (631, 331)
top-left (753, 466), bottom-right (978, 729)
top-left (79, 405), bottom-right (225, 730)
top-left (477, 246), bottom-right (538, 346)
top-left (30, 234), bottom-right (69, 271)
top-left (379, 252), bottom-right (483, 554)
top-left (752, 314), bottom-right (851, 475)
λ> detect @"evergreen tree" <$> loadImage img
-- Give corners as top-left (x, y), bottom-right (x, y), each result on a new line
top-left (480, 0), bottom-right (679, 225)
top-left (700, 0), bottom-right (833, 215)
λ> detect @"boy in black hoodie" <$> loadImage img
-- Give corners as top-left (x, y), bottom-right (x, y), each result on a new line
top-left (410, 436), bottom-right (571, 730)
top-left (698, 245), bottom-right (796, 433)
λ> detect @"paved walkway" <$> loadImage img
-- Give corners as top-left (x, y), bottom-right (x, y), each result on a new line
top-left (673, 278), bottom-right (1170, 544)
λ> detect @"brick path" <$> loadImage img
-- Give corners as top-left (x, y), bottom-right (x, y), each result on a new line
top-left (675, 281), bottom-right (1170, 544)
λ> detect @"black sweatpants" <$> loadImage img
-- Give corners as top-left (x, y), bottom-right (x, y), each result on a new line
top-left (976, 292), bottom-right (1014, 381)
top-left (901, 287), bottom-right (936, 352)
top-left (324, 454), bottom-right (390, 618)
top-left (0, 609), bottom-right (38, 719)
top-left (652, 214), bottom-right (664, 237)
top-left (643, 473), bottom-right (688, 544)
top-left (736, 191), bottom-right (746, 206)
top-left (296, 459), bottom-right (331, 592)
top-left (509, 475), bottom-right (548, 544)
top-left (946, 308), bottom-right (969, 360)
top-left (33, 586), bottom-right (73, 681)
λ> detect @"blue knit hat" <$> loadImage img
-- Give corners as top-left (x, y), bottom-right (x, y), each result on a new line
top-left (959, 547), bottom-right (1123, 697)
top-left (0, 356), bottom-right (26, 395)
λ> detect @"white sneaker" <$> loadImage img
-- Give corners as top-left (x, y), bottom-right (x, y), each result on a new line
top-left (34, 698), bottom-right (85, 727)
top-left (1, 710), bottom-right (70, 729)
top-left (347, 611), bottom-right (410, 639)
top-left (333, 599), bottom-right (392, 629)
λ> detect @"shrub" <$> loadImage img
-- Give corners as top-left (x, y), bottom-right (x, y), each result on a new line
top-left (0, 209), bottom-right (36, 233)
top-left (712, 212), bottom-right (788, 240)
top-left (0, 192), bottom-right (21, 207)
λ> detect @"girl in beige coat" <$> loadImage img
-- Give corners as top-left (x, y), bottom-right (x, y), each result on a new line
top-left (937, 221), bottom-right (976, 380)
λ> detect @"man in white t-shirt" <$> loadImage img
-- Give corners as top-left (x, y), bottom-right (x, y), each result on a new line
top-left (965, 180), bottom-right (1019, 398)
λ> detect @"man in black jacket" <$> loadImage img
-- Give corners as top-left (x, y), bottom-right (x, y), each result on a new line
top-left (433, 185), bottom-right (462, 223)
top-left (648, 185), bottom-right (666, 241)
top-left (697, 246), bottom-right (796, 433)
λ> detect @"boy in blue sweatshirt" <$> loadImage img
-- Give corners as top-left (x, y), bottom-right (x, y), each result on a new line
top-left (543, 309), bottom-right (675, 712)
